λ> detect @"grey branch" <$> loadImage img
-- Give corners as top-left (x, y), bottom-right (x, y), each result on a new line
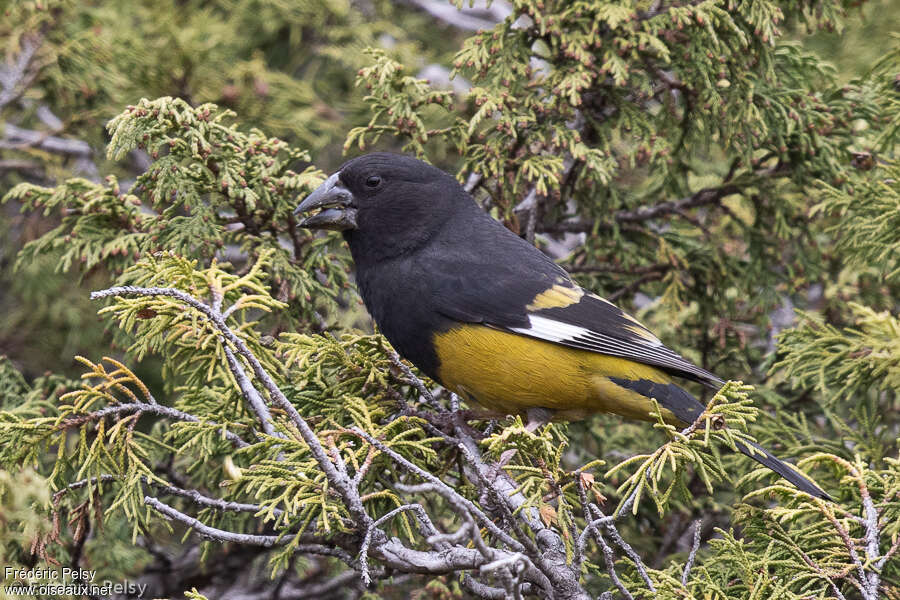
top-left (144, 496), bottom-right (352, 562)
top-left (359, 503), bottom-right (440, 586)
top-left (1, 122), bottom-right (92, 156)
top-left (351, 427), bottom-right (522, 552)
top-left (57, 474), bottom-right (285, 519)
top-left (150, 481), bottom-right (284, 519)
top-left (588, 502), bottom-right (655, 595)
top-left (63, 400), bottom-right (249, 449)
top-left (450, 419), bottom-right (591, 598)
top-left (53, 474), bottom-right (119, 502)
top-left (400, 0), bottom-right (511, 31)
top-left (385, 345), bottom-right (441, 411)
top-left (592, 523), bottom-right (634, 600)
top-left (222, 345), bottom-right (281, 439)
top-left (681, 519), bottom-right (702, 586)
top-left (397, 482), bottom-right (509, 563)
top-left (0, 34), bottom-right (43, 110)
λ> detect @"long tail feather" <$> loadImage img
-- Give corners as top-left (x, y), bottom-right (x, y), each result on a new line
top-left (616, 378), bottom-right (831, 500)
top-left (734, 439), bottom-right (831, 500)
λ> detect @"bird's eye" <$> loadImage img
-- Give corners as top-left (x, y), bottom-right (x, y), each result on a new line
top-left (365, 175), bottom-right (381, 188)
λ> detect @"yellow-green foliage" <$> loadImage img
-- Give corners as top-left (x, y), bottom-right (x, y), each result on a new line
top-left (0, 0), bottom-right (898, 598)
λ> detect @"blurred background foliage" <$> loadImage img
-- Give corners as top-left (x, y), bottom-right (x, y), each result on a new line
top-left (1, 0), bottom-right (464, 378)
top-left (0, 0), bottom-right (898, 598)
top-left (2, 0), bottom-right (897, 378)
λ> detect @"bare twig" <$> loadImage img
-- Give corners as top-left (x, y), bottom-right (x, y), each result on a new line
top-left (1, 122), bottom-right (92, 156)
top-left (0, 34), bottom-right (44, 110)
top-left (544, 159), bottom-right (795, 237)
top-left (681, 519), bottom-right (702, 586)
top-left (397, 483), bottom-right (494, 560)
top-left (60, 401), bottom-right (249, 449)
top-left (385, 346), bottom-right (441, 411)
top-left (53, 474), bottom-right (118, 503)
top-left (575, 513), bottom-right (614, 559)
top-left (150, 481), bottom-right (284, 518)
top-left (359, 503), bottom-right (440, 586)
top-left (56, 474), bottom-right (285, 519)
top-left (545, 183), bottom-right (742, 234)
top-left (589, 503), bottom-right (655, 593)
top-left (607, 269), bottom-right (669, 302)
top-left (594, 525), bottom-right (634, 600)
top-left (351, 427), bottom-right (523, 552)
top-left (400, 0), bottom-right (511, 31)
top-left (222, 346), bottom-right (281, 439)
top-left (144, 496), bottom-right (353, 562)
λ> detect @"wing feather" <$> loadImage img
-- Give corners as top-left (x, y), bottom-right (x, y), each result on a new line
top-left (506, 313), bottom-right (722, 387)
top-left (503, 294), bottom-right (723, 387)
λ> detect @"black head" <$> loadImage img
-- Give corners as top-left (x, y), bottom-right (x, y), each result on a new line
top-left (294, 153), bottom-right (472, 262)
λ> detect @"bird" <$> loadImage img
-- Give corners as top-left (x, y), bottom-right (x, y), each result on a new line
top-left (294, 152), bottom-right (829, 500)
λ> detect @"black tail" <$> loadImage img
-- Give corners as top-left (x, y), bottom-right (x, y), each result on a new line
top-left (734, 439), bottom-right (831, 500)
top-left (611, 378), bottom-right (831, 500)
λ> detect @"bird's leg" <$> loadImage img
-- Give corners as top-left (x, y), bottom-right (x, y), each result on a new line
top-left (496, 407), bottom-right (555, 466)
top-left (524, 406), bottom-right (554, 432)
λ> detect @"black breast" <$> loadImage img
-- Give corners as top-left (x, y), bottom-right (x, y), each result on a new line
top-left (352, 254), bottom-right (452, 380)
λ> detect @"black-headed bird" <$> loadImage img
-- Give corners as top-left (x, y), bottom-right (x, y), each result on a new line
top-left (294, 152), bottom-right (828, 499)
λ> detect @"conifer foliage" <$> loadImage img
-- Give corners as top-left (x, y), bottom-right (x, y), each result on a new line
top-left (1, 0), bottom-right (898, 598)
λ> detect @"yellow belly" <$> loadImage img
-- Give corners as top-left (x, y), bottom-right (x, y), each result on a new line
top-left (433, 324), bottom-right (679, 423)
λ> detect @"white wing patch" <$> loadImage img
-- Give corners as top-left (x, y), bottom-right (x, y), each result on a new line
top-left (512, 315), bottom-right (662, 349)
top-left (510, 315), bottom-right (588, 343)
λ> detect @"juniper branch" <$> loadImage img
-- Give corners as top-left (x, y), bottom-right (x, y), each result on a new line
top-left (56, 474), bottom-right (285, 518)
top-left (60, 401), bottom-right (249, 448)
top-left (144, 496), bottom-right (353, 562)
top-left (359, 503), bottom-right (440, 586)
top-left (222, 346), bottom-right (281, 439)
top-left (350, 427), bottom-right (522, 552)
top-left (91, 285), bottom-right (371, 527)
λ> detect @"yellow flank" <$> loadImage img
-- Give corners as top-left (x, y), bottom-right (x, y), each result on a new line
top-left (433, 324), bottom-right (680, 424)
top-left (526, 284), bottom-right (584, 311)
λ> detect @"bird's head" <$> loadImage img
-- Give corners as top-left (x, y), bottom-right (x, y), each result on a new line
top-left (294, 152), bottom-right (471, 261)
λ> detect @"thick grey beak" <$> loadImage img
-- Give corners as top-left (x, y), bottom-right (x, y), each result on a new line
top-left (294, 172), bottom-right (358, 231)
